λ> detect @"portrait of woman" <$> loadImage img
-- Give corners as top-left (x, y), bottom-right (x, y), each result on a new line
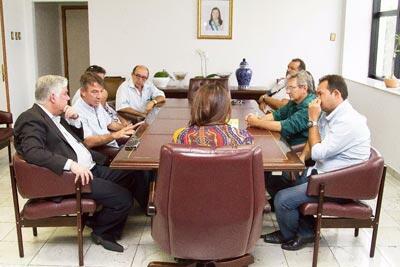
top-left (172, 83), bottom-right (253, 147)
top-left (197, 0), bottom-right (233, 39)
top-left (206, 7), bottom-right (223, 31)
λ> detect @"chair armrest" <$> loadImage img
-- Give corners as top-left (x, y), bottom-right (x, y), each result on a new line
top-left (306, 157), bottom-right (384, 200)
top-left (0, 110), bottom-right (12, 124)
top-left (291, 143), bottom-right (305, 154)
top-left (13, 155), bottom-right (91, 199)
top-left (147, 180), bottom-right (156, 216)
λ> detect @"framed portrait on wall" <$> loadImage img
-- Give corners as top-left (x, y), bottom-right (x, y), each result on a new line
top-left (197, 0), bottom-right (233, 39)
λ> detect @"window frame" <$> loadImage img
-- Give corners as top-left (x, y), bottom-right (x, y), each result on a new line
top-left (369, 0), bottom-right (400, 80)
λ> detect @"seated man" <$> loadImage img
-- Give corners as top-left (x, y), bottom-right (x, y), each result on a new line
top-left (258, 58), bottom-right (309, 111)
top-left (263, 75), bottom-right (371, 251)
top-left (73, 72), bottom-right (141, 151)
top-left (71, 65), bottom-right (106, 105)
top-left (14, 75), bottom-right (137, 252)
top-left (246, 70), bottom-right (316, 146)
top-left (116, 65), bottom-right (166, 122)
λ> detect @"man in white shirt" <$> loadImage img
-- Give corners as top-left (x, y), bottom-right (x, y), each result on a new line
top-left (116, 65), bottom-right (166, 122)
top-left (263, 74), bottom-right (371, 251)
top-left (258, 58), bottom-right (311, 111)
top-left (74, 72), bottom-right (140, 150)
top-left (14, 75), bottom-right (137, 253)
top-left (71, 65), bottom-right (106, 105)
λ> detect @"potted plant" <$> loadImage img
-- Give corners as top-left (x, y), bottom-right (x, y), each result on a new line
top-left (153, 69), bottom-right (170, 88)
top-left (384, 34), bottom-right (400, 88)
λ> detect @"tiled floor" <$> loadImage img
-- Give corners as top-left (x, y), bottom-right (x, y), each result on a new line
top-left (0, 148), bottom-right (399, 267)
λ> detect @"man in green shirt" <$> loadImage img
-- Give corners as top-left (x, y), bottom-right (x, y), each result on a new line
top-left (245, 70), bottom-right (315, 146)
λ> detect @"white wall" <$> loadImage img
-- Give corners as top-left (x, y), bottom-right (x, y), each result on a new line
top-left (346, 80), bottom-right (400, 173)
top-left (88, 0), bottom-right (345, 86)
top-left (342, 0), bottom-right (373, 81)
top-left (3, 0), bottom-right (35, 118)
top-left (35, 3), bottom-right (63, 77)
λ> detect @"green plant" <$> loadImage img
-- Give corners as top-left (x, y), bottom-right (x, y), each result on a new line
top-left (154, 69), bottom-right (170, 78)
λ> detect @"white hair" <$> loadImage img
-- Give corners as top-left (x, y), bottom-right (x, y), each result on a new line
top-left (35, 75), bottom-right (68, 104)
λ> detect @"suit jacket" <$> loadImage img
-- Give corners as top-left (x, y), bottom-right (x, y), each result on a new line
top-left (14, 104), bottom-right (106, 175)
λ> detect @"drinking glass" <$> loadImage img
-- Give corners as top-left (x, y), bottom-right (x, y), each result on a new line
top-left (173, 72), bottom-right (187, 87)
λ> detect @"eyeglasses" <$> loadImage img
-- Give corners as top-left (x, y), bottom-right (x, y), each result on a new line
top-left (134, 73), bottom-right (148, 80)
top-left (286, 85), bottom-right (304, 91)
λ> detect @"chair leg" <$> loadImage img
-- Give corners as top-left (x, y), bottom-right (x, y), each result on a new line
top-left (370, 221), bottom-right (379, 257)
top-left (16, 222), bottom-right (24, 257)
top-left (312, 184), bottom-right (325, 267)
top-left (32, 227), bottom-right (37, 236)
top-left (354, 228), bottom-right (359, 237)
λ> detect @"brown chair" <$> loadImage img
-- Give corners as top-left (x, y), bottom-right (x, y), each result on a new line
top-left (148, 144), bottom-right (266, 266)
top-left (10, 154), bottom-right (97, 266)
top-left (104, 76), bottom-right (126, 107)
top-left (0, 110), bottom-right (13, 162)
top-left (300, 148), bottom-right (386, 267)
top-left (188, 78), bottom-right (229, 103)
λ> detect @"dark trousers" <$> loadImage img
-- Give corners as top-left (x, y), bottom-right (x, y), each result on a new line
top-left (85, 165), bottom-right (134, 239)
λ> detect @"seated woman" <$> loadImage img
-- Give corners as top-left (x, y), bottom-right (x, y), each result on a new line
top-left (173, 83), bottom-right (253, 146)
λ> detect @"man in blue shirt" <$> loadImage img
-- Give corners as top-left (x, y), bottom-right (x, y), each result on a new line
top-left (262, 75), bottom-right (371, 251)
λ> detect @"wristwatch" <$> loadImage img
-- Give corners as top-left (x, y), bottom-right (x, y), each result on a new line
top-left (307, 120), bottom-right (318, 128)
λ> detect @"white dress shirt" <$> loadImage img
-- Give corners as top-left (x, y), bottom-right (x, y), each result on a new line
top-left (37, 104), bottom-right (96, 170)
top-left (73, 98), bottom-right (119, 148)
top-left (115, 78), bottom-right (165, 113)
top-left (71, 88), bottom-right (82, 105)
top-left (311, 100), bottom-right (371, 173)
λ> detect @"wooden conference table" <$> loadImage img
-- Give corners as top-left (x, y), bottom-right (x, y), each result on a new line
top-left (111, 99), bottom-right (304, 172)
top-left (161, 85), bottom-right (266, 100)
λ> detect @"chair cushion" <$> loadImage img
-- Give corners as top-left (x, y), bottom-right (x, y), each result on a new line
top-left (21, 198), bottom-right (97, 220)
top-left (300, 201), bottom-right (373, 219)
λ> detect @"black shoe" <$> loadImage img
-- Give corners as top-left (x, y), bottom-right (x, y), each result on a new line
top-left (281, 236), bottom-right (315, 251)
top-left (261, 230), bottom-right (289, 244)
top-left (91, 232), bottom-right (124, 252)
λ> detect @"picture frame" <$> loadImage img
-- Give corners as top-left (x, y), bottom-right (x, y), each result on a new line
top-left (197, 0), bottom-right (233, 39)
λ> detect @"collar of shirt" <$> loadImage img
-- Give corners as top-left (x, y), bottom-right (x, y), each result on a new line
top-left (325, 99), bottom-right (350, 122)
top-left (128, 78), bottom-right (152, 96)
top-left (37, 103), bottom-right (61, 122)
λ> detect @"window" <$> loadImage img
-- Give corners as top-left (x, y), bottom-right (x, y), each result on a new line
top-left (369, 0), bottom-right (400, 79)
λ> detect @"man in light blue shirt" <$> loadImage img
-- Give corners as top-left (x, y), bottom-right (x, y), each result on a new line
top-left (116, 65), bottom-right (166, 121)
top-left (73, 72), bottom-right (139, 150)
top-left (263, 74), bottom-right (371, 251)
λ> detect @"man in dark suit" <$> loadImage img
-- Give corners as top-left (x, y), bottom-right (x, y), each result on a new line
top-left (14, 75), bottom-right (134, 253)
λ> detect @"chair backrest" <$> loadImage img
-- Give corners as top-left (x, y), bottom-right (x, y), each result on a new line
top-left (0, 110), bottom-right (13, 124)
top-left (307, 147), bottom-right (385, 200)
top-left (188, 78), bottom-right (229, 103)
top-left (13, 154), bottom-right (90, 199)
top-left (104, 76), bottom-right (125, 101)
top-left (152, 144), bottom-right (265, 260)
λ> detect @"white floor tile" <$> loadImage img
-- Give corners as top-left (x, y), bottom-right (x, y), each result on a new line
top-left (30, 241), bottom-right (90, 266)
top-left (252, 245), bottom-right (288, 266)
top-left (3, 226), bottom-right (55, 243)
top-left (331, 246), bottom-right (390, 267)
top-left (378, 246), bottom-right (400, 266)
top-left (284, 246), bottom-right (339, 267)
top-left (84, 242), bottom-right (137, 267)
top-left (322, 228), bottom-right (372, 247)
top-left (0, 241), bottom-right (43, 265)
top-left (130, 244), bottom-right (174, 267)
top-left (0, 222), bottom-right (14, 241)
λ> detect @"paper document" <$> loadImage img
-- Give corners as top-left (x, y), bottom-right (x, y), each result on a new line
top-left (228, 119), bottom-right (239, 129)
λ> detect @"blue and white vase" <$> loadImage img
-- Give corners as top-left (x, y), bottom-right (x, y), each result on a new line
top-left (235, 58), bottom-right (252, 89)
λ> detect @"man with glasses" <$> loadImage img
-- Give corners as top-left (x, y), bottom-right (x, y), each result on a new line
top-left (116, 65), bottom-right (166, 122)
top-left (246, 70), bottom-right (315, 147)
top-left (258, 58), bottom-right (312, 111)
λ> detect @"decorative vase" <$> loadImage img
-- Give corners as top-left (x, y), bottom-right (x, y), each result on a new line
top-left (236, 58), bottom-right (252, 89)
